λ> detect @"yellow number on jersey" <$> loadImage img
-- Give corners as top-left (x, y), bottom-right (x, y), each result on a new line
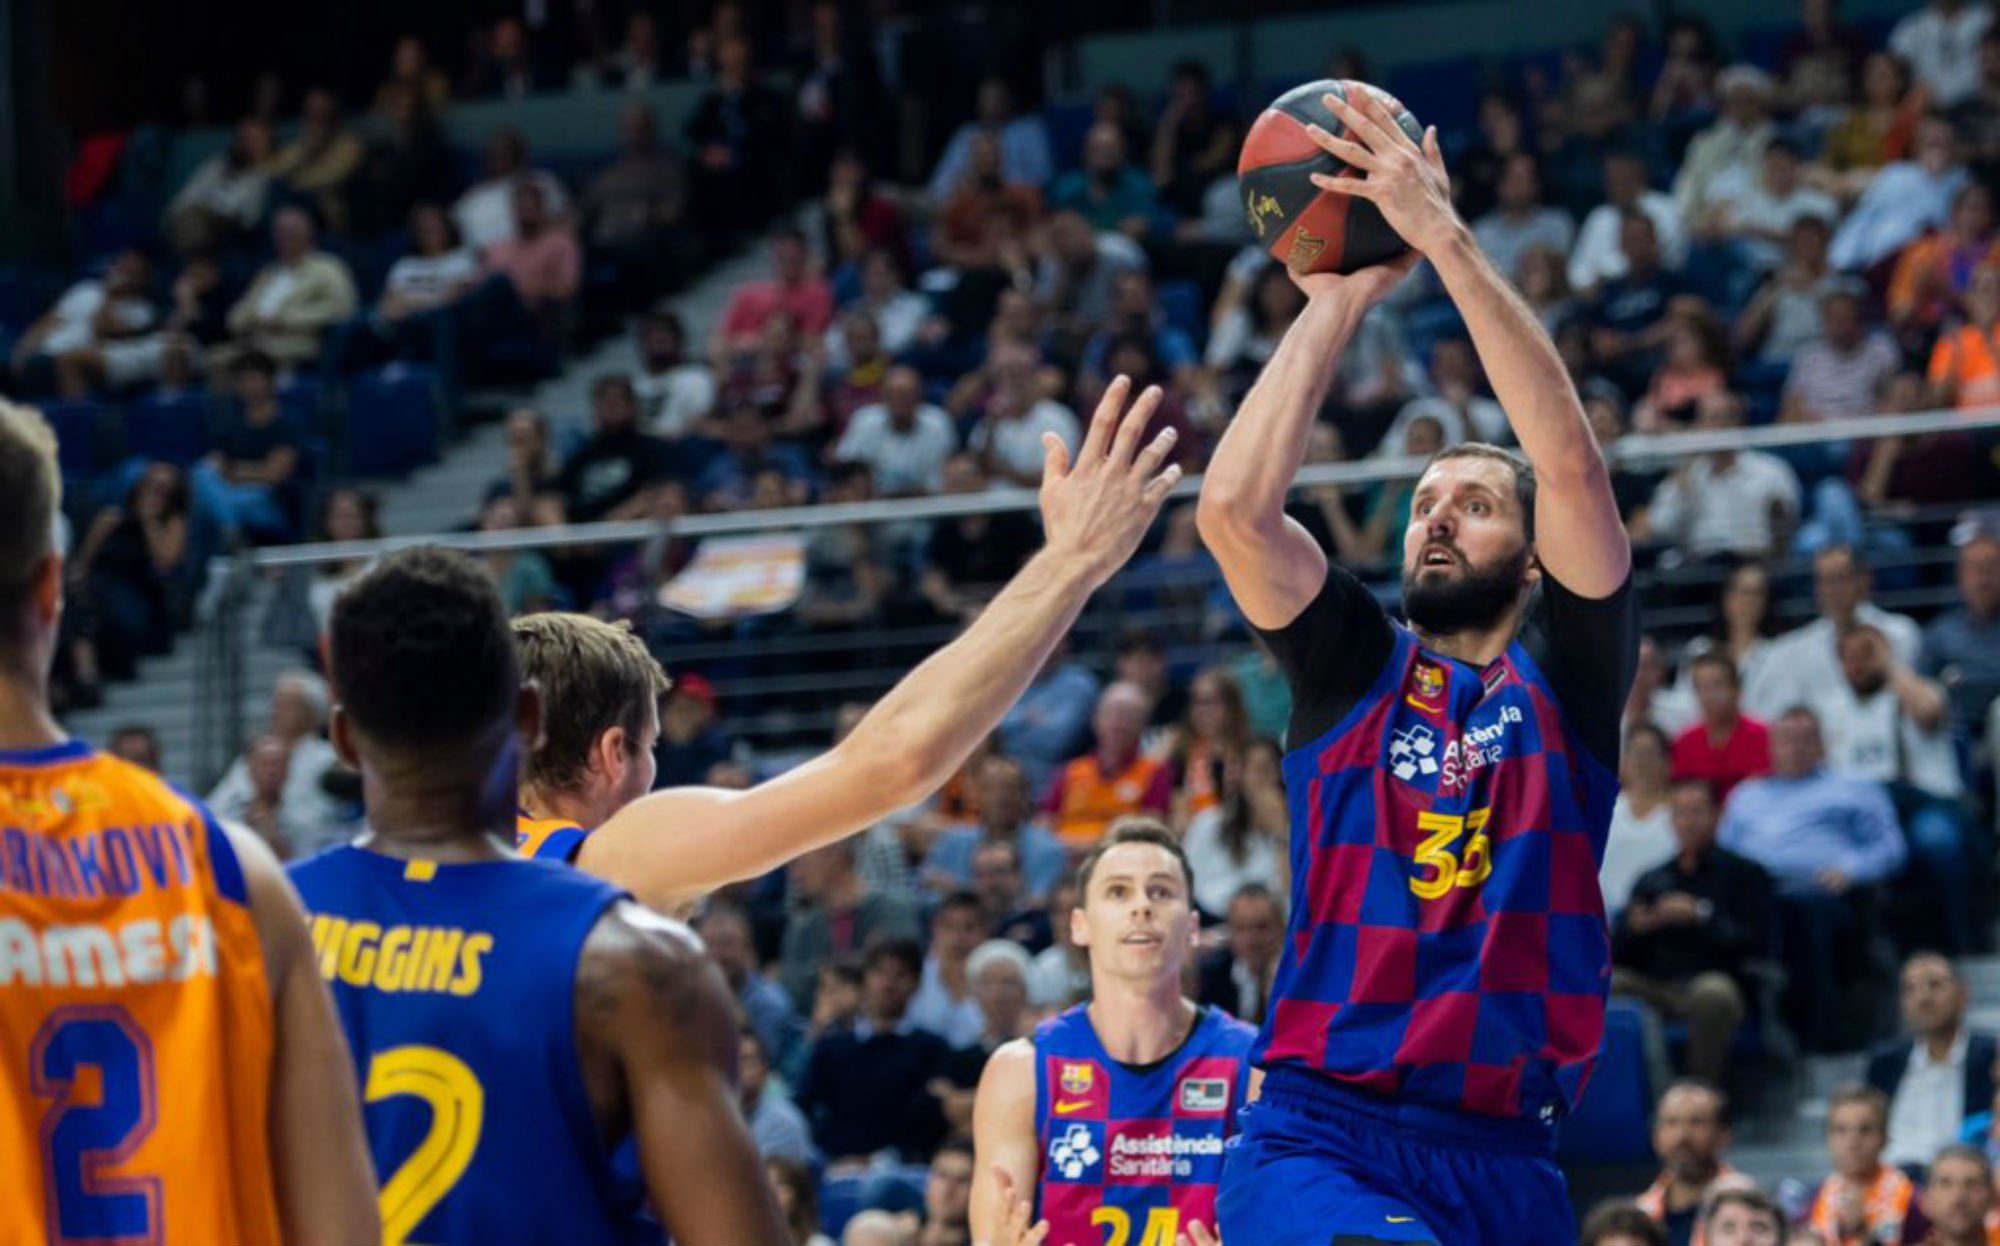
top-left (365, 1045), bottom-right (487, 1246)
top-left (1092, 1206), bottom-right (1180, 1246)
top-left (1409, 808), bottom-right (1493, 899)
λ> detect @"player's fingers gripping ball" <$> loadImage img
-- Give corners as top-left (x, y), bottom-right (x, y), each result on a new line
top-left (1239, 78), bottom-right (1422, 275)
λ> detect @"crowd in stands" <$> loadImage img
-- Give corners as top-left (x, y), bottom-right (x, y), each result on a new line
top-left (15, 0), bottom-right (2000, 1241)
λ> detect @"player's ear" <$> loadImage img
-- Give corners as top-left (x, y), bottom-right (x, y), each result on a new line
top-left (328, 705), bottom-right (359, 768)
top-left (516, 680), bottom-right (545, 752)
top-left (1069, 903), bottom-right (1090, 950)
top-left (594, 725), bottom-right (628, 781)
top-left (31, 552), bottom-right (60, 631)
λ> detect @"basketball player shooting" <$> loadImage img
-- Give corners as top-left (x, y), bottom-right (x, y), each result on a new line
top-left (1197, 89), bottom-right (1638, 1246)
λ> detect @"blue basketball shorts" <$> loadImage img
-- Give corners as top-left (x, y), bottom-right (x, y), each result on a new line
top-left (1217, 1069), bottom-right (1575, 1246)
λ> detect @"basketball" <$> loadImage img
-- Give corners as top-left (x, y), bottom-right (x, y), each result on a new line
top-left (1238, 79), bottom-right (1424, 275)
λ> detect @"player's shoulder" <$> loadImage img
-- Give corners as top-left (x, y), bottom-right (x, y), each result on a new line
top-left (977, 1037), bottom-right (1038, 1097)
top-left (574, 900), bottom-right (728, 1039)
top-left (1202, 1004), bottom-right (1260, 1049)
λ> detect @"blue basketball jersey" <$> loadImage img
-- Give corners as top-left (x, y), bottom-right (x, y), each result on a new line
top-left (1033, 1004), bottom-right (1257, 1246)
top-left (289, 844), bottom-right (648, 1246)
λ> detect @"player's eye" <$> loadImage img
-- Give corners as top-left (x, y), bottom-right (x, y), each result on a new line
top-left (1469, 501), bottom-right (1489, 515)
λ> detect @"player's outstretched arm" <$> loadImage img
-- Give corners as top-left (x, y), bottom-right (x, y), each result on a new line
top-left (1312, 89), bottom-right (1630, 597)
top-left (577, 376), bottom-right (1183, 908)
top-left (232, 822), bottom-right (382, 1246)
top-left (1195, 253), bottom-right (1415, 630)
top-left (579, 903), bottom-right (792, 1246)
top-left (970, 1040), bottom-right (1045, 1246)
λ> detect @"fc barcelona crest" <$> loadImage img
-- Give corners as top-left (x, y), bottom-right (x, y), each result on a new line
top-left (1407, 659), bottom-right (1447, 712)
top-left (1059, 1063), bottom-right (1095, 1096)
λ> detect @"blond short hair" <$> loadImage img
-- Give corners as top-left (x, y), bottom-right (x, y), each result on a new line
top-left (0, 401), bottom-right (62, 645)
top-left (512, 613), bottom-right (670, 793)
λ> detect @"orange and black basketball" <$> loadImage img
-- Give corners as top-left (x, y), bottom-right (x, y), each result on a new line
top-left (1238, 79), bottom-right (1423, 275)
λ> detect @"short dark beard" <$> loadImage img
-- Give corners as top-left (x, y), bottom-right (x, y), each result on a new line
top-left (1403, 543), bottom-right (1532, 636)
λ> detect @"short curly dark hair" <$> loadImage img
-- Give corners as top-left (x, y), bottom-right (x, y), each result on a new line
top-left (329, 547), bottom-right (517, 752)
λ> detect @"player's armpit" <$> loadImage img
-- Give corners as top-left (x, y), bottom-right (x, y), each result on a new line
top-left (576, 902), bottom-right (791, 1246)
top-left (971, 1039), bottom-right (1042, 1246)
top-left (229, 822), bottom-right (381, 1246)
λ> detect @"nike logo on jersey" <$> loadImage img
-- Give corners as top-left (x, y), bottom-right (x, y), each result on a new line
top-left (1385, 1216), bottom-right (1416, 1224)
top-left (1053, 1099), bottom-right (1093, 1115)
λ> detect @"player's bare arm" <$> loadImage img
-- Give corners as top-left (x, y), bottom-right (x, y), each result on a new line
top-left (574, 902), bottom-right (790, 1246)
top-left (970, 1039), bottom-right (1045, 1246)
top-left (1195, 236), bottom-right (1417, 633)
top-left (1312, 89), bottom-right (1631, 597)
top-left (578, 376), bottom-right (1185, 907)
top-left (233, 821), bottom-right (382, 1246)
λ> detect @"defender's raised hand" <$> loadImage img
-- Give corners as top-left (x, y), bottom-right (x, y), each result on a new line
top-left (1304, 88), bottom-right (1459, 257)
top-left (1039, 374), bottom-right (1184, 583)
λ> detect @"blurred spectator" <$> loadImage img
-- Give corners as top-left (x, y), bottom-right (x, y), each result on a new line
top-left (553, 375), bottom-right (671, 523)
top-left (1649, 17), bottom-right (1723, 122)
top-left (1829, 116), bottom-right (1968, 272)
top-left (906, 1137), bottom-right (976, 1246)
top-left (1150, 62), bottom-right (1240, 220)
top-left (106, 725), bottom-right (161, 772)
top-left (164, 117), bottom-right (274, 256)
top-left (1642, 394), bottom-right (1802, 561)
top-left (1635, 1080), bottom-right (1739, 1246)
top-left (1628, 636), bottom-right (1698, 739)
top-left (208, 670), bottom-right (345, 843)
top-left (478, 178), bottom-right (582, 339)
top-left (697, 402), bottom-right (815, 511)
top-left (487, 407), bottom-right (555, 509)
top-left (1036, 211), bottom-right (1147, 348)
top-left (842, 1211), bottom-right (913, 1246)
top-left (1027, 881), bottom-right (1089, 1009)
top-left (1820, 51), bottom-right (1923, 196)
top-left (1197, 883), bottom-right (1284, 1025)
top-left (633, 310), bottom-right (717, 440)
top-left (1571, 151), bottom-right (1689, 293)
top-left (917, 453), bottom-right (1040, 623)
top-left (345, 202), bottom-right (477, 368)
top-left (716, 229), bottom-right (836, 358)
top-left (1927, 262), bottom-right (2000, 410)
top-left (1958, 30), bottom-right (2000, 176)
top-left (1042, 682), bottom-right (1173, 850)
top-left (743, 1032), bottom-right (814, 1166)
top-left (214, 734), bottom-right (316, 858)
top-left (351, 86), bottom-right (457, 237)
top-left (136, 256), bottom-right (229, 391)
top-left (796, 462), bottom-right (890, 629)
top-left (1182, 739), bottom-right (1287, 916)
top-left (452, 129), bottom-right (570, 253)
top-left (64, 463), bottom-right (188, 696)
top-left (933, 132), bottom-right (1046, 273)
top-left (1914, 1146), bottom-right (1997, 1246)
top-left (822, 151), bottom-right (910, 276)
top-left (1759, 546), bottom-right (1924, 719)
top-left (794, 938), bottom-right (950, 1165)
top-left (1676, 562), bottom-right (1785, 721)
top-left (1050, 122), bottom-right (1157, 239)
top-left (768, 1155), bottom-right (836, 1246)
top-left (1612, 778), bottom-right (1772, 1086)
top-left (214, 207), bottom-right (358, 372)
top-left (1474, 153), bottom-right (1576, 281)
top-left (1807, 1085), bottom-right (1920, 1244)
top-left (1602, 723), bottom-right (1678, 917)
top-left (1204, 261), bottom-right (1305, 402)
top-left (697, 901), bottom-right (802, 1066)
top-left (927, 76), bottom-right (1053, 202)
top-left (908, 892), bottom-right (987, 1046)
top-left (1722, 708), bottom-right (1906, 1050)
top-left (829, 251), bottom-right (927, 367)
top-left (1870, 953), bottom-right (1998, 1170)
top-left (654, 674), bottom-right (729, 787)
top-left (193, 351), bottom-right (303, 542)
top-left (1579, 1203), bottom-right (1667, 1246)
top-left (1163, 667), bottom-right (1250, 823)
top-left (940, 942), bottom-right (1034, 1119)
top-left (372, 35), bottom-right (450, 114)
top-left (1112, 629), bottom-right (1184, 736)
top-left (1634, 317), bottom-right (1729, 433)
top-left (1891, 0), bottom-right (1994, 108)
top-left (463, 17), bottom-right (558, 99)
top-left (963, 341), bottom-right (1080, 488)
top-left (686, 35), bottom-right (790, 238)
top-left (1586, 213), bottom-right (1688, 393)
top-left (974, 841), bottom-right (1052, 950)
top-left (1674, 66), bottom-right (1778, 227)
top-left (1671, 653), bottom-right (1772, 799)
top-left (476, 497), bottom-right (558, 615)
top-left (1457, 89), bottom-right (1532, 220)
top-left (1781, 0), bottom-right (1872, 87)
top-left (580, 104), bottom-right (688, 310)
top-left (998, 644), bottom-right (1102, 800)
top-left (1922, 532), bottom-right (2000, 743)
top-left (718, 312), bottom-right (814, 431)
top-left (595, 10), bottom-right (663, 90)
top-left (11, 249), bottom-right (156, 399)
top-left (1699, 1189), bottom-right (1784, 1245)
top-left (835, 366), bottom-right (956, 496)
top-left (794, 3), bottom-right (891, 188)
top-left (922, 754), bottom-right (1067, 902)
top-left (268, 88), bottom-right (363, 234)
top-left (306, 487), bottom-right (380, 637)
top-left (779, 840), bottom-right (922, 1011)
top-left (1734, 217), bottom-right (1839, 366)
top-left (1890, 184), bottom-right (1998, 332)
top-left (1780, 285), bottom-right (1901, 421)
top-left (1699, 140), bottom-right (1838, 273)
top-left (1849, 372), bottom-right (1984, 510)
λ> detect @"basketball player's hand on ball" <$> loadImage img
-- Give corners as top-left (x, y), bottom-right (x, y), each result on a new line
top-left (991, 1166), bottom-right (1052, 1246)
top-left (1038, 374), bottom-right (1184, 582)
top-left (1304, 88), bottom-right (1458, 258)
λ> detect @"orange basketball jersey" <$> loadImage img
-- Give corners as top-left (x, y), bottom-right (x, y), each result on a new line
top-left (0, 740), bottom-right (282, 1246)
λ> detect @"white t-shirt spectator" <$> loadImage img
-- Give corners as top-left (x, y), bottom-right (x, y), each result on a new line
top-left (36, 280), bottom-right (155, 356)
top-left (1813, 684), bottom-right (1965, 799)
top-left (906, 957), bottom-right (985, 1048)
top-left (1473, 208), bottom-right (1576, 281)
top-left (825, 291), bottom-right (930, 368)
top-left (383, 249), bottom-right (479, 309)
top-left (635, 363), bottom-right (717, 439)
top-left (1181, 808), bottom-right (1283, 918)
top-left (1705, 169), bottom-right (1839, 268)
top-left (970, 400), bottom-right (1080, 482)
top-left (1645, 451), bottom-right (1802, 558)
top-left (1600, 795), bottom-right (1676, 917)
top-left (1029, 945), bottom-right (1089, 1010)
top-left (834, 403), bottom-right (957, 496)
top-left (1755, 604), bottom-right (1925, 723)
top-left (1891, 2), bottom-right (1995, 108)
top-left (453, 171), bottom-right (571, 252)
top-left (1570, 191), bottom-right (1688, 290)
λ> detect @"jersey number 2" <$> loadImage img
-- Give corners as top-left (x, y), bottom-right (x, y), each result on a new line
top-left (1409, 808), bottom-right (1493, 899)
top-left (1092, 1206), bottom-right (1179, 1246)
top-left (31, 1005), bottom-right (162, 1246)
top-left (366, 1045), bottom-right (486, 1246)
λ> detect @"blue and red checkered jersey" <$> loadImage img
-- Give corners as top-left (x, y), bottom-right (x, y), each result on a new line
top-left (1252, 566), bottom-right (1637, 1124)
top-left (1033, 1003), bottom-right (1257, 1246)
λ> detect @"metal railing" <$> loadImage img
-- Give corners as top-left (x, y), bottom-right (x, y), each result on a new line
top-left (189, 405), bottom-right (2000, 787)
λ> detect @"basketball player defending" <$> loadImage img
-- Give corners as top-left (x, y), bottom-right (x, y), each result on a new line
top-left (513, 377), bottom-right (1183, 912)
top-left (1198, 91), bottom-right (1637, 1245)
top-left (970, 820), bottom-right (1254, 1246)
top-left (0, 401), bottom-right (378, 1245)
